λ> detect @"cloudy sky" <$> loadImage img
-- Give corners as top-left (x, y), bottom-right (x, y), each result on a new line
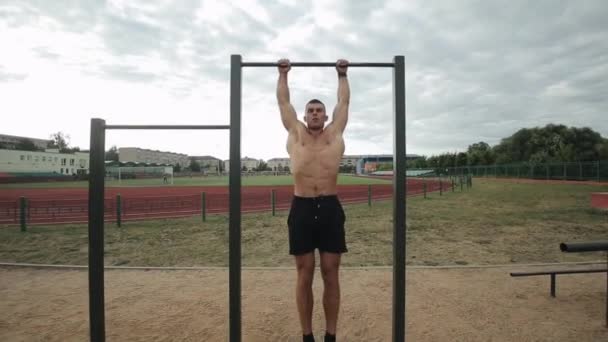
top-left (1, 0), bottom-right (607, 160)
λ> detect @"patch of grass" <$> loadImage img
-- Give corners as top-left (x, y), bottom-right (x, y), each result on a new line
top-left (1, 179), bottom-right (607, 266)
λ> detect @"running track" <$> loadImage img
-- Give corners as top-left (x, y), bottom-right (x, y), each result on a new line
top-left (0, 179), bottom-right (444, 225)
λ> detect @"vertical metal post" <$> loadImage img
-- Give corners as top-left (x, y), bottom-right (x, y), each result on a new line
top-left (116, 194), bottom-right (121, 228)
top-left (579, 162), bottom-right (583, 181)
top-left (598, 161), bottom-right (601, 182)
top-left (271, 189), bottom-right (276, 216)
top-left (423, 182), bottom-right (427, 199)
top-left (368, 184), bottom-right (372, 207)
top-left (229, 54), bottom-right (242, 342)
top-left (88, 118), bottom-right (106, 342)
top-left (439, 180), bottom-right (443, 196)
top-left (19, 196), bottom-right (27, 232)
top-left (201, 192), bottom-right (206, 222)
top-left (392, 55), bottom-right (406, 342)
top-left (550, 274), bottom-right (556, 297)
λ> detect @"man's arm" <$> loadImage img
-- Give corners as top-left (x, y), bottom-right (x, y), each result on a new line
top-left (276, 59), bottom-right (298, 132)
top-left (331, 59), bottom-right (350, 133)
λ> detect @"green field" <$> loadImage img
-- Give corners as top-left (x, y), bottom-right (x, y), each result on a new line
top-left (0, 174), bottom-right (391, 189)
top-left (1, 179), bottom-right (607, 267)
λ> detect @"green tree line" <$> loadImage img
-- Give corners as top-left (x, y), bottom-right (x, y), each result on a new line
top-left (408, 124), bottom-right (608, 169)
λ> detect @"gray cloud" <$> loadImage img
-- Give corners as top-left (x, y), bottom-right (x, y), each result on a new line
top-left (2, 0), bottom-right (608, 158)
top-left (0, 67), bottom-right (27, 82)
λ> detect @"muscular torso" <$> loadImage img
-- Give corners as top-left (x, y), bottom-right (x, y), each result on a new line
top-left (288, 123), bottom-right (345, 197)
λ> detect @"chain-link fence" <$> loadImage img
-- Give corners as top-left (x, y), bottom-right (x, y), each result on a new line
top-left (434, 160), bottom-right (607, 182)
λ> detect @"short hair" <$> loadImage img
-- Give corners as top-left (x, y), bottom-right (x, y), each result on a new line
top-left (306, 99), bottom-right (325, 110)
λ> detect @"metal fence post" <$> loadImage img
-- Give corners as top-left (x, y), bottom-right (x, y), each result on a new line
top-left (423, 182), bottom-right (427, 199)
top-left (439, 179), bottom-right (443, 196)
top-left (19, 196), bottom-right (27, 232)
top-left (271, 189), bottom-right (276, 216)
top-left (201, 192), bottom-right (206, 222)
top-left (116, 194), bottom-right (121, 228)
top-left (368, 184), bottom-right (372, 207)
top-left (452, 179), bottom-right (455, 192)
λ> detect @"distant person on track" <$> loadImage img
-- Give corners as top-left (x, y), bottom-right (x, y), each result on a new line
top-left (277, 58), bottom-right (350, 342)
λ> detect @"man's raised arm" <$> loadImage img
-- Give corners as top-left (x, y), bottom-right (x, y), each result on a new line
top-left (332, 59), bottom-right (350, 133)
top-left (277, 59), bottom-right (298, 132)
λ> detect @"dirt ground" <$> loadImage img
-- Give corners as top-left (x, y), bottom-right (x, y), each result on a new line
top-left (1, 265), bottom-right (607, 341)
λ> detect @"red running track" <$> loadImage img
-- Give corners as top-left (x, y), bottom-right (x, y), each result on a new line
top-left (0, 179), bottom-right (444, 225)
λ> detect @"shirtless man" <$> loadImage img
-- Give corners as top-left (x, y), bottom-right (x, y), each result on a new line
top-left (277, 58), bottom-right (349, 342)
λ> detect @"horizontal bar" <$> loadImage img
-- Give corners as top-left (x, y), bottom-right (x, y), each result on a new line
top-left (242, 62), bottom-right (394, 68)
top-left (560, 241), bottom-right (608, 253)
top-left (510, 269), bottom-right (608, 277)
top-left (105, 125), bottom-right (230, 130)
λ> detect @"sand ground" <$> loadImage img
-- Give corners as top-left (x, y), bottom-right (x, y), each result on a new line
top-left (1, 265), bottom-right (607, 341)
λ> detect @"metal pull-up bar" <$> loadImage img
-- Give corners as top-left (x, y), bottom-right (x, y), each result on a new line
top-left (242, 61), bottom-right (395, 67)
top-left (232, 54), bottom-right (406, 342)
top-left (105, 125), bottom-right (230, 130)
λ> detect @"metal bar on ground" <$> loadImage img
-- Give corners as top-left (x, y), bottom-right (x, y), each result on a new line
top-left (229, 54), bottom-right (242, 342)
top-left (392, 55), bottom-right (406, 342)
top-left (105, 125), bottom-right (230, 130)
top-left (560, 241), bottom-right (608, 253)
top-left (551, 274), bottom-right (556, 297)
top-left (88, 118), bottom-right (106, 342)
top-left (242, 62), bottom-right (394, 67)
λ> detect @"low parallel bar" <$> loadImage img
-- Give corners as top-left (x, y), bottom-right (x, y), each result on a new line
top-left (242, 62), bottom-right (394, 67)
top-left (105, 125), bottom-right (230, 130)
top-left (560, 241), bottom-right (608, 253)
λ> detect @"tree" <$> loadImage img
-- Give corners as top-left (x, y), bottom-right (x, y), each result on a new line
top-left (189, 159), bottom-right (201, 172)
top-left (256, 161), bottom-right (269, 171)
top-left (173, 163), bottom-right (182, 173)
top-left (283, 166), bottom-right (290, 173)
top-left (15, 138), bottom-right (40, 151)
top-left (456, 152), bottom-right (468, 167)
top-left (0, 141), bottom-right (6, 149)
top-left (50, 132), bottom-right (70, 152)
top-left (105, 146), bottom-right (119, 161)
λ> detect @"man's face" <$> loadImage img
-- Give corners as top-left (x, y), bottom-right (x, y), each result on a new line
top-left (304, 103), bottom-right (327, 130)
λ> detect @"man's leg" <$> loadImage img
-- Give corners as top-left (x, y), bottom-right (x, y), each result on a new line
top-left (320, 252), bottom-right (341, 336)
top-left (295, 252), bottom-right (316, 336)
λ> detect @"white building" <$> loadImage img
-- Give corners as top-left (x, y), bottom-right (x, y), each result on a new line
top-left (190, 155), bottom-right (222, 174)
top-left (0, 149), bottom-right (89, 175)
top-left (267, 157), bottom-right (291, 171)
top-left (119, 147), bottom-right (189, 166)
top-left (223, 157), bottom-right (261, 172)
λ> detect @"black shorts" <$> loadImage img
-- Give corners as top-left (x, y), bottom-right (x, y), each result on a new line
top-left (287, 195), bottom-right (348, 255)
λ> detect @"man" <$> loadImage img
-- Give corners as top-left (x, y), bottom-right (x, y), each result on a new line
top-left (276, 58), bottom-right (350, 342)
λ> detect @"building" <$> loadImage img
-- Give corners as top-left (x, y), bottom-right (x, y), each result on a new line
top-left (223, 157), bottom-right (261, 172)
top-left (0, 134), bottom-right (51, 150)
top-left (118, 147), bottom-right (189, 167)
top-left (0, 148), bottom-right (89, 175)
top-left (266, 157), bottom-right (291, 171)
top-left (357, 154), bottom-right (421, 174)
top-left (190, 155), bottom-right (222, 174)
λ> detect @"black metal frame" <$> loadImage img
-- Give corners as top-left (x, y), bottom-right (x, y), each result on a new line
top-left (87, 120), bottom-right (236, 342)
top-left (87, 54), bottom-right (405, 342)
